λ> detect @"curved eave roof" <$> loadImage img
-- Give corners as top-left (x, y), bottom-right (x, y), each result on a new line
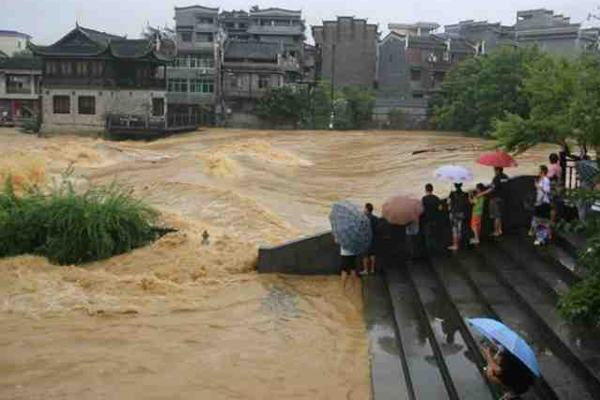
top-left (29, 42), bottom-right (174, 62)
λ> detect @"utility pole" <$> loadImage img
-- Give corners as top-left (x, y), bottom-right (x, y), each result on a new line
top-left (329, 43), bottom-right (336, 129)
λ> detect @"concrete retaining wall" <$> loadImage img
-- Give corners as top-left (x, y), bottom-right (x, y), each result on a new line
top-left (257, 231), bottom-right (341, 274)
top-left (257, 175), bottom-right (537, 275)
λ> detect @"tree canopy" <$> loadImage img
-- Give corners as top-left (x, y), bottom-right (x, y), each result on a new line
top-left (431, 46), bottom-right (547, 136)
top-left (493, 54), bottom-right (600, 155)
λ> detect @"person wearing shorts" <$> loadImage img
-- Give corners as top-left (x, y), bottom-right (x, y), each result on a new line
top-left (482, 167), bottom-right (509, 237)
top-left (340, 246), bottom-right (358, 288)
top-left (469, 183), bottom-right (486, 245)
top-left (448, 183), bottom-right (468, 251)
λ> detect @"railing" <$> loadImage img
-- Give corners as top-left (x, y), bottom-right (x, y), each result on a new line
top-left (6, 87), bottom-right (34, 94)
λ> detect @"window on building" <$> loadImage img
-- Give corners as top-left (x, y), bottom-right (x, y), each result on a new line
top-left (180, 31), bottom-right (192, 42)
top-left (412, 92), bottom-right (424, 99)
top-left (239, 23), bottom-right (247, 29)
top-left (410, 69), bottom-right (422, 82)
top-left (91, 61), bottom-right (104, 77)
top-left (196, 33), bottom-right (213, 42)
top-left (168, 78), bottom-right (188, 92)
top-left (258, 75), bottom-right (270, 89)
top-left (190, 78), bottom-right (214, 93)
top-left (76, 62), bottom-right (89, 77)
top-left (78, 96), bottom-right (95, 115)
top-left (196, 17), bottom-right (214, 25)
top-left (173, 57), bottom-right (187, 68)
top-left (60, 61), bottom-right (72, 76)
top-left (152, 98), bottom-right (165, 116)
top-left (46, 61), bottom-right (58, 76)
top-left (226, 22), bottom-right (235, 28)
top-left (53, 95), bottom-right (70, 114)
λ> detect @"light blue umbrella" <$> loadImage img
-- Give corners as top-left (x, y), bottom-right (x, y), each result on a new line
top-left (467, 318), bottom-right (541, 378)
top-left (329, 201), bottom-right (372, 255)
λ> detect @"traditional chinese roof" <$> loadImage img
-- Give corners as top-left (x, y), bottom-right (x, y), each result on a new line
top-left (29, 25), bottom-right (174, 62)
top-left (0, 56), bottom-right (42, 71)
top-left (224, 40), bottom-right (280, 60)
top-left (0, 50), bottom-right (7, 59)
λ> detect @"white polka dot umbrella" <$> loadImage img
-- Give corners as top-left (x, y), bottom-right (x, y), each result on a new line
top-left (434, 165), bottom-right (474, 184)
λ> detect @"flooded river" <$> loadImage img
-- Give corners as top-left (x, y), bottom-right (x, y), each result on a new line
top-left (0, 128), bottom-right (554, 399)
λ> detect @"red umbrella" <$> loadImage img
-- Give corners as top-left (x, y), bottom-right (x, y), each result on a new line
top-left (476, 150), bottom-right (518, 168)
top-left (382, 196), bottom-right (423, 225)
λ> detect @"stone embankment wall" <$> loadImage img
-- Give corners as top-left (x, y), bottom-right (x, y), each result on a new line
top-left (257, 175), bottom-right (536, 274)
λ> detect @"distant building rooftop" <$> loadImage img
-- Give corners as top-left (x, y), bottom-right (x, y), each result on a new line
top-left (0, 30), bottom-right (31, 39)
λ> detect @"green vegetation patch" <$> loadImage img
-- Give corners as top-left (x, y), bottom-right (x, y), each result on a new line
top-left (558, 191), bottom-right (600, 328)
top-left (0, 170), bottom-right (159, 265)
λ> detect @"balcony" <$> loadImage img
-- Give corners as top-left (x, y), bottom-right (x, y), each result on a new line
top-left (166, 92), bottom-right (215, 105)
top-left (223, 88), bottom-right (267, 99)
top-left (178, 41), bottom-right (214, 52)
top-left (196, 23), bottom-right (217, 32)
top-left (246, 25), bottom-right (304, 35)
top-left (6, 86), bottom-right (34, 95)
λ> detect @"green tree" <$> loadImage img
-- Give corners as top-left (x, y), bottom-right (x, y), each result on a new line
top-left (431, 46), bottom-right (547, 136)
top-left (255, 86), bottom-right (308, 126)
top-left (493, 54), bottom-right (600, 155)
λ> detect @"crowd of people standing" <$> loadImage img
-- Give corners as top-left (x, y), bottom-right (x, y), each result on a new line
top-left (337, 152), bottom-right (579, 279)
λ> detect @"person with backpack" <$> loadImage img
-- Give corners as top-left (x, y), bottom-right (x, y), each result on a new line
top-left (448, 183), bottom-right (469, 251)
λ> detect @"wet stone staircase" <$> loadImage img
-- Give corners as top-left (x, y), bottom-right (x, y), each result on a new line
top-left (363, 230), bottom-right (600, 400)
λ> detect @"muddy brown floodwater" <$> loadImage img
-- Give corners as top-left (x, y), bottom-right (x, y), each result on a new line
top-left (0, 128), bottom-right (555, 399)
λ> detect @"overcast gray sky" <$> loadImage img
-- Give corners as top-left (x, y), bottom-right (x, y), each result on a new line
top-left (2, 0), bottom-right (598, 45)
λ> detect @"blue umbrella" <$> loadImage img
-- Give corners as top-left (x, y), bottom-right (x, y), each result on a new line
top-left (329, 201), bottom-right (372, 255)
top-left (467, 318), bottom-right (541, 378)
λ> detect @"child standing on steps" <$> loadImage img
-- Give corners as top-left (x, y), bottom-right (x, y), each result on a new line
top-left (469, 183), bottom-right (486, 245)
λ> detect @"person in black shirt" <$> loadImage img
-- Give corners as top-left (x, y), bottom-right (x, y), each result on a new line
top-left (362, 203), bottom-right (379, 275)
top-left (422, 183), bottom-right (441, 254)
top-left (481, 167), bottom-right (509, 237)
top-left (448, 183), bottom-right (469, 251)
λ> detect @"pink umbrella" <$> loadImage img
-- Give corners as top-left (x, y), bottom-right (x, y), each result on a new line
top-left (382, 196), bottom-right (423, 225)
top-left (476, 150), bottom-right (518, 168)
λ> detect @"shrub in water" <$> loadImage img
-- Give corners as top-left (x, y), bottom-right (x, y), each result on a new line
top-left (0, 172), bottom-right (159, 265)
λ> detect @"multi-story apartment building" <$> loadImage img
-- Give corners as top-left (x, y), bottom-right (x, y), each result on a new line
top-left (0, 56), bottom-right (42, 124)
top-left (444, 20), bottom-right (515, 54)
top-left (0, 30), bottom-right (31, 57)
top-left (375, 24), bottom-right (474, 127)
top-left (169, 5), bottom-right (220, 122)
top-left (312, 17), bottom-right (379, 89)
top-left (444, 9), bottom-right (599, 57)
top-left (515, 9), bottom-right (599, 57)
top-left (30, 25), bottom-right (174, 135)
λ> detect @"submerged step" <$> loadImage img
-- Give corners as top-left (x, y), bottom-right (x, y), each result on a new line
top-left (385, 267), bottom-right (450, 400)
top-left (475, 244), bottom-right (600, 399)
top-left (362, 275), bottom-right (411, 400)
top-left (406, 261), bottom-right (495, 400)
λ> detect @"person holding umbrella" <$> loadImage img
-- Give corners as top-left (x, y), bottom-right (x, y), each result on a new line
top-left (330, 201), bottom-right (372, 288)
top-left (477, 151), bottom-right (517, 237)
top-left (468, 318), bottom-right (539, 399)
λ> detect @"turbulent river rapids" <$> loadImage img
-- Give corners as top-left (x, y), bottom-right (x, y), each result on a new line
top-left (0, 128), bottom-right (555, 400)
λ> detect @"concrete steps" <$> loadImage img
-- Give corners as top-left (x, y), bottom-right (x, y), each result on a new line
top-left (472, 241), bottom-right (600, 399)
top-left (373, 229), bottom-right (600, 399)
